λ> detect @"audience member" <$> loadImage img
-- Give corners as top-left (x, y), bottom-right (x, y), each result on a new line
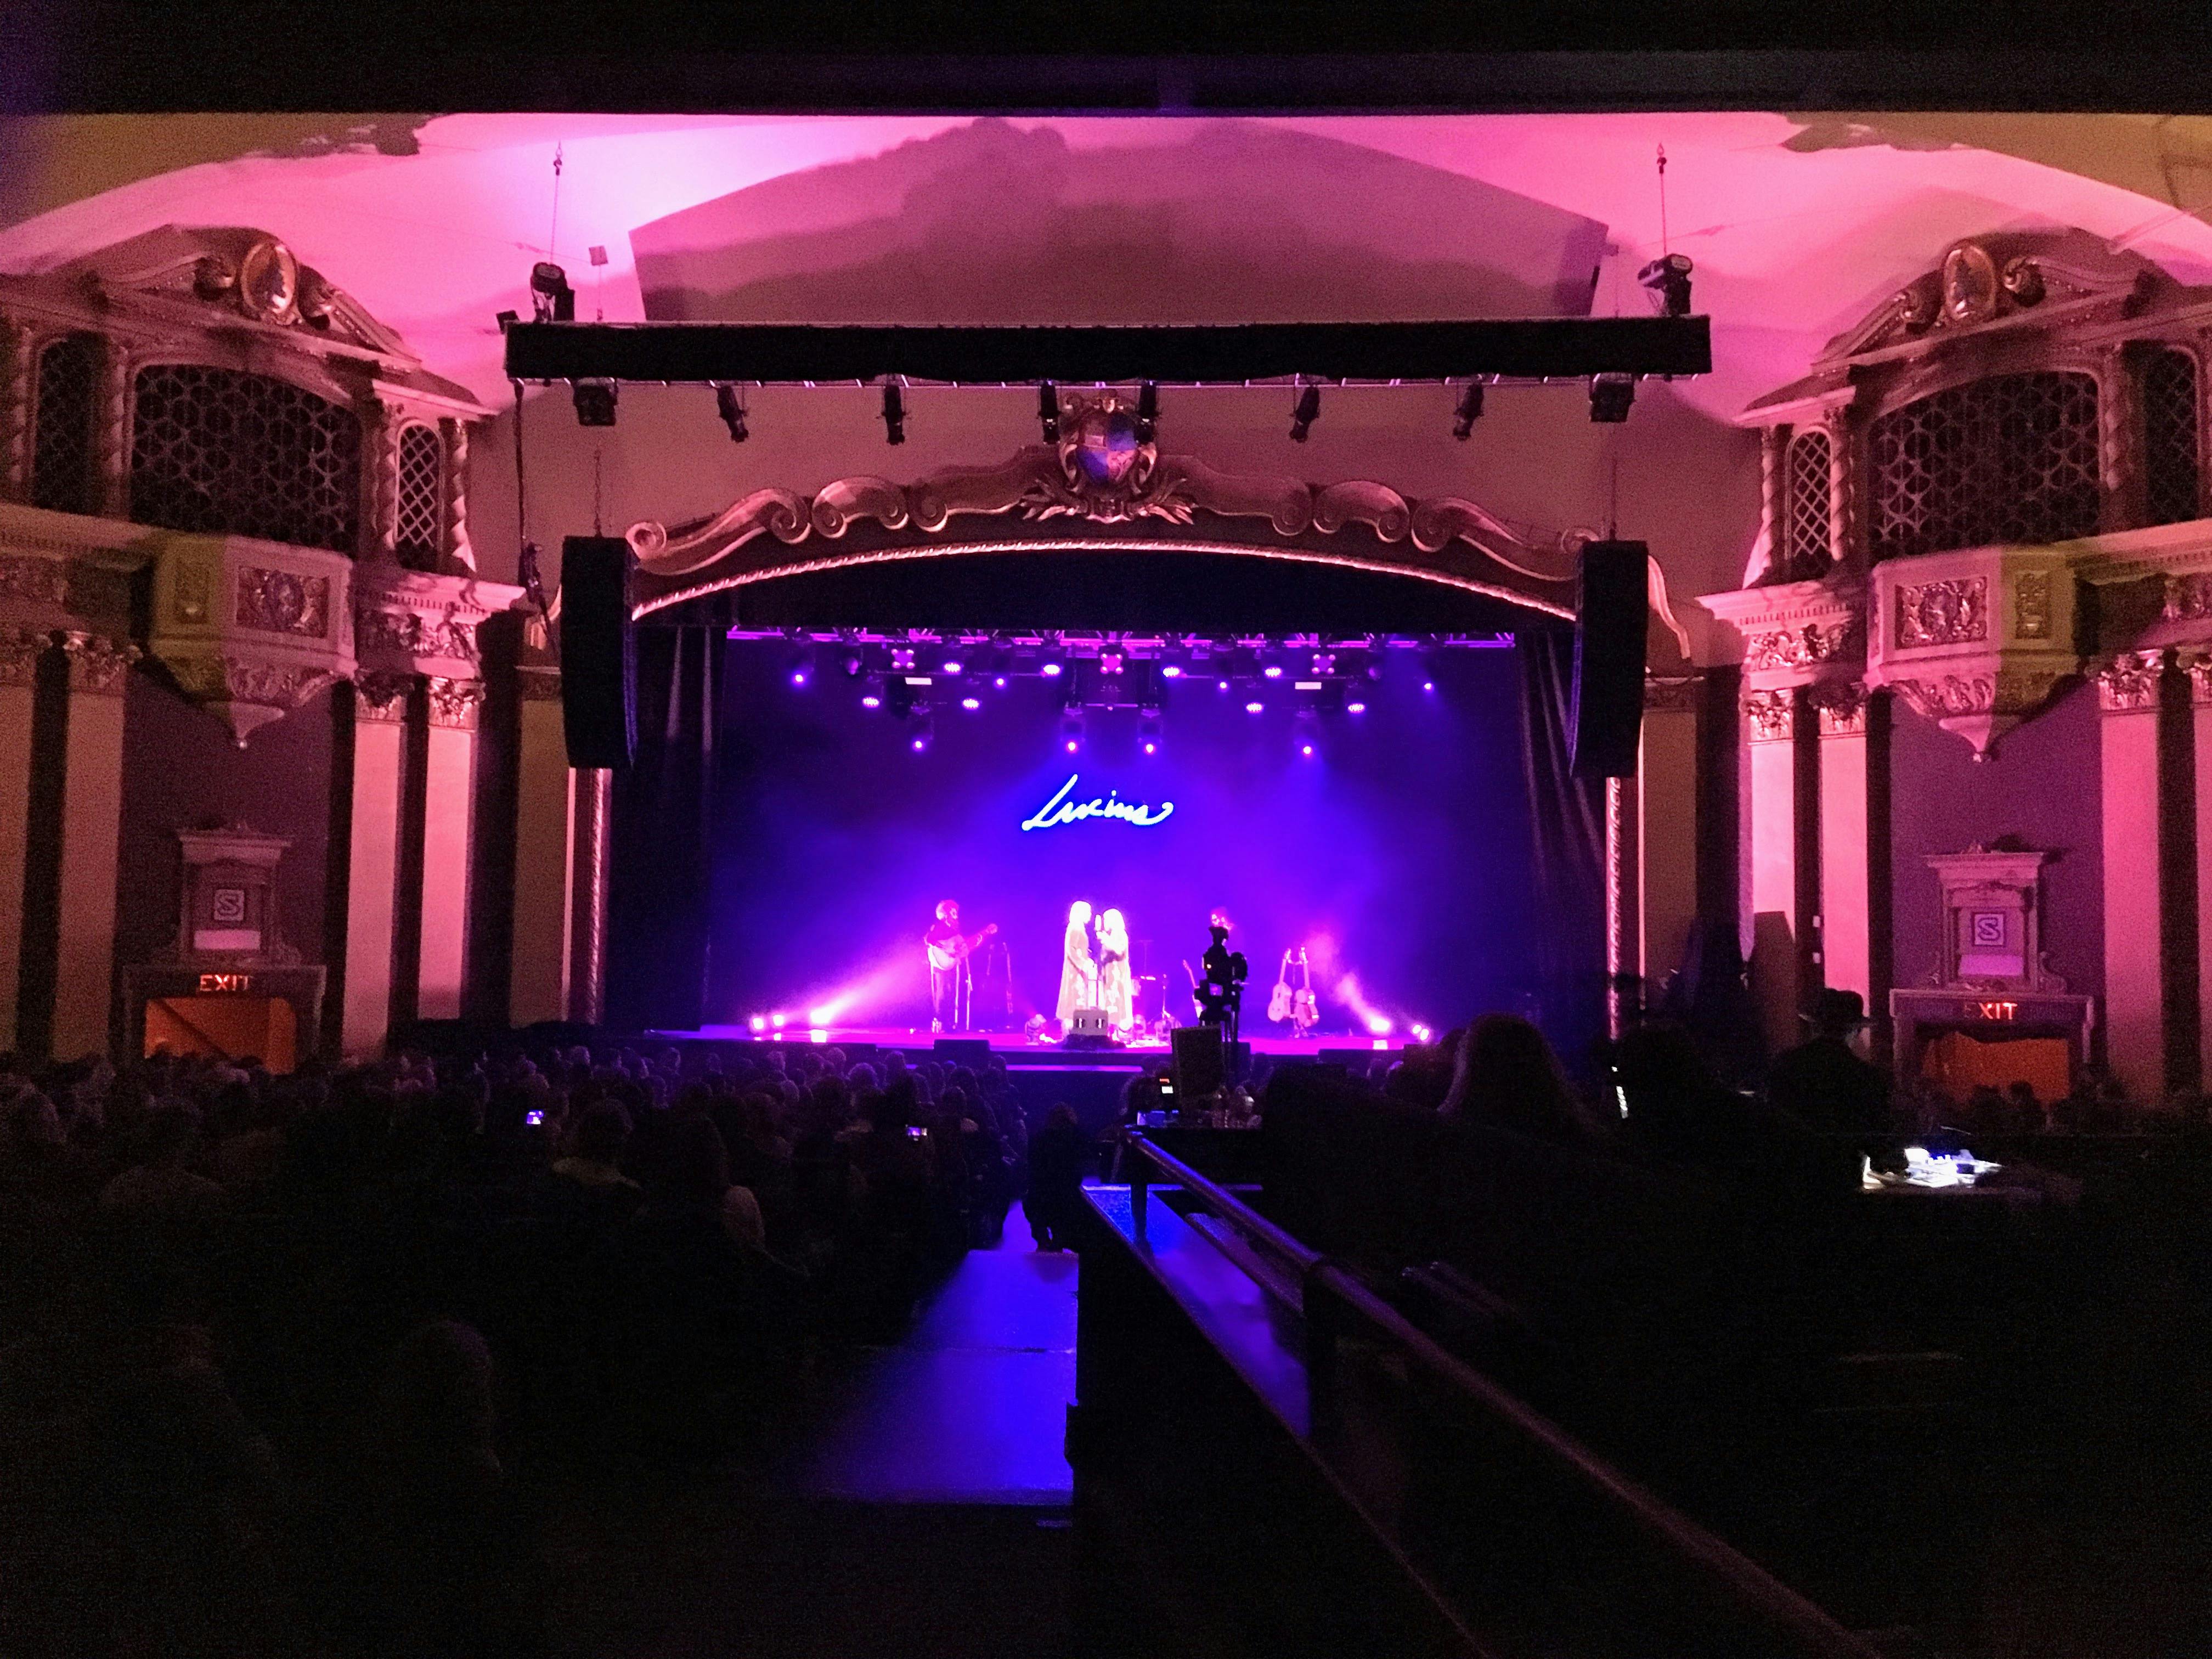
top-left (1766, 989), bottom-right (1891, 1136)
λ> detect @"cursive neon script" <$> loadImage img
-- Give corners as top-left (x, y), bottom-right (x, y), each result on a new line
top-left (1020, 774), bottom-right (1175, 832)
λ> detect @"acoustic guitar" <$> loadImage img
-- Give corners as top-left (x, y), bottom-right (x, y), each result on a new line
top-left (927, 922), bottom-right (998, 972)
top-left (1268, 947), bottom-right (1319, 1034)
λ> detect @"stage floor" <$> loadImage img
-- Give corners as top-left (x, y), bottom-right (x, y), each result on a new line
top-left (648, 1022), bottom-right (1405, 1063)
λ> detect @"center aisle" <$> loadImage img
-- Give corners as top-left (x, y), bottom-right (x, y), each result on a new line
top-left (790, 1199), bottom-right (1080, 1505)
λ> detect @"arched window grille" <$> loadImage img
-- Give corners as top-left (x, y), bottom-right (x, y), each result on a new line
top-left (30, 332), bottom-right (100, 516)
top-left (1867, 371), bottom-right (2100, 560)
top-left (395, 423), bottom-right (444, 568)
top-left (128, 363), bottom-right (361, 553)
top-left (1783, 427), bottom-right (1831, 572)
top-left (2142, 348), bottom-right (2201, 527)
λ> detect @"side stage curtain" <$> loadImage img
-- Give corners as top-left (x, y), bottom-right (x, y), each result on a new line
top-left (607, 625), bottom-right (718, 1032)
top-left (1517, 624), bottom-right (1608, 1078)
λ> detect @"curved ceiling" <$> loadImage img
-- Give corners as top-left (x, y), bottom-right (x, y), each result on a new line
top-left (6, 111), bottom-right (2212, 419)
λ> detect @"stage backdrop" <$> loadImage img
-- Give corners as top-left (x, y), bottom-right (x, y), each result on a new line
top-left (640, 635), bottom-right (1547, 1043)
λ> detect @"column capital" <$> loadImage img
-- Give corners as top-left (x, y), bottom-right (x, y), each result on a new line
top-left (0, 626), bottom-right (46, 687)
top-left (2093, 648), bottom-right (2168, 713)
top-left (1810, 678), bottom-right (1870, 737)
top-left (425, 675), bottom-right (483, 730)
top-left (2178, 645), bottom-right (2212, 705)
top-left (1743, 686), bottom-right (1798, 743)
top-left (56, 629), bottom-right (138, 696)
top-left (1643, 673), bottom-right (1701, 713)
top-left (354, 669), bottom-right (414, 723)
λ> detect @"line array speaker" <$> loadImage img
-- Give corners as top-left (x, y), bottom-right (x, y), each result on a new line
top-left (1571, 539), bottom-right (1650, 778)
top-left (560, 535), bottom-right (635, 769)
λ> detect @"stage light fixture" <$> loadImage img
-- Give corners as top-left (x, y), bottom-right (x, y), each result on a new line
top-left (1038, 382), bottom-right (1060, 443)
top-left (839, 648), bottom-right (865, 678)
top-left (1589, 374), bottom-right (1635, 424)
top-left (1452, 382), bottom-right (1485, 439)
top-left (749, 1014), bottom-right (767, 1033)
top-left (715, 383), bottom-right (749, 443)
top-left (1245, 700), bottom-right (1264, 715)
top-left (860, 691), bottom-right (883, 709)
top-left (961, 696), bottom-right (980, 711)
top-left (941, 656), bottom-right (963, 675)
top-left (1347, 699), bottom-right (1368, 714)
top-left (881, 381), bottom-right (907, 445)
top-left (1059, 702), bottom-right (1085, 753)
top-left (529, 261), bottom-right (574, 323)
top-left (1135, 382), bottom-right (1159, 443)
top-left (994, 676), bottom-right (1007, 689)
top-left (1289, 385), bottom-right (1322, 442)
top-left (1160, 663), bottom-right (1183, 680)
top-left (785, 644), bottom-right (814, 687)
top-left (1263, 663), bottom-right (1284, 680)
top-left (1041, 661), bottom-right (1063, 679)
top-left (910, 706), bottom-right (934, 752)
top-left (1638, 252), bottom-right (1695, 318)
top-left (1139, 705), bottom-right (1163, 753)
top-left (1296, 704), bottom-right (1320, 756)
top-left (572, 381), bottom-right (618, 427)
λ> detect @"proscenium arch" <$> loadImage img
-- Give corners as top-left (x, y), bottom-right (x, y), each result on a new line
top-left (630, 534), bottom-right (1577, 627)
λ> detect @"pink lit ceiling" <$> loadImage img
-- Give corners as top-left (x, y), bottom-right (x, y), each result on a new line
top-left (6, 111), bottom-right (2212, 418)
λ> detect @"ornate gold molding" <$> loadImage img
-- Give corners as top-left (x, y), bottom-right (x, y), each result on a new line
top-left (2166, 572), bottom-right (2212, 624)
top-left (356, 602), bottom-right (480, 663)
top-left (58, 629), bottom-right (139, 696)
top-left (1743, 687), bottom-right (1797, 743)
top-left (0, 626), bottom-right (46, 687)
top-left (2093, 648), bottom-right (2167, 712)
top-left (1743, 618), bottom-right (1861, 674)
top-left (1895, 575), bottom-right (1987, 649)
top-left (2179, 647), bottom-right (2212, 705)
top-left (627, 408), bottom-right (1582, 609)
top-left (354, 670), bottom-right (414, 723)
top-left (235, 565), bottom-right (330, 638)
top-left (1810, 679), bottom-right (1870, 737)
top-left (425, 675), bottom-right (483, 730)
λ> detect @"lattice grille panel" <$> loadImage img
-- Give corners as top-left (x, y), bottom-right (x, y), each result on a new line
top-left (31, 334), bottom-right (99, 516)
top-left (396, 424), bottom-right (443, 568)
top-left (1784, 427), bottom-right (1831, 572)
top-left (129, 364), bottom-right (361, 552)
top-left (2143, 348), bottom-right (2200, 527)
top-left (1868, 371), bottom-right (2100, 560)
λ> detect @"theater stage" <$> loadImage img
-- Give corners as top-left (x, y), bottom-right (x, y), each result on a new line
top-left (644, 1022), bottom-right (1411, 1067)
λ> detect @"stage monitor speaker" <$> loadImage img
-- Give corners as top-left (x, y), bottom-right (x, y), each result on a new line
top-left (561, 535), bottom-right (635, 769)
top-left (1571, 539), bottom-right (1650, 778)
top-left (933, 1037), bottom-right (991, 1065)
top-left (1171, 1025), bottom-right (1226, 1100)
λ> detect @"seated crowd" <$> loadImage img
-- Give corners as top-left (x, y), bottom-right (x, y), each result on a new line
top-left (0, 1039), bottom-right (1043, 1657)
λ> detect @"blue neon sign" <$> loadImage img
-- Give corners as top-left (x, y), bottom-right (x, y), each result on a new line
top-left (1020, 774), bottom-right (1176, 832)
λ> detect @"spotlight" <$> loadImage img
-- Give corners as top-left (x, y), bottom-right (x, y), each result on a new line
top-left (1295, 708), bottom-right (1320, 757)
top-left (839, 647), bottom-right (865, 678)
top-left (529, 261), bottom-right (574, 323)
top-left (1041, 661), bottom-right (1063, 679)
top-left (749, 1014), bottom-right (767, 1034)
top-left (861, 692), bottom-right (883, 709)
top-left (961, 696), bottom-right (980, 711)
top-left (1218, 679), bottom-right (1231, 692)
top-left (910, 706), bottom-right (934, 752)
top-left (994, 676), bottom-right (1007, 689)
top-left (1058, 703), bottom-right (1085, 752)
top-left (1038, 382), bottom-right (1060, 443)
top-left (1638, 251), bottom-right (1694, 318)
top-left (785, 643), bottom-right (814, 687)
top-left (941, 656), bottom-right (963, 675)
top-left (1589, 374), bottom-right (1635, 424)
top-left (716, 383), bottom-right (749, 443)
top-left (1161, 663), bottom-right (1183, 679)
top-left (881, 381), bottom-right (906, 445)
top-left (1347, 699), bottom-right (1367, 714)
top-left (1262, 663), bottom-right (1284, 680)
top-left (1135, 382), bottom-right (1159, 444)
top-left (572, 381), bottom-right (617, 427)
top-left (770, 1012), bottom-right (788, 1030)
top-left (1289, 385), bottom-right (1322, 442)
top-left (1139, 706), bottom-right (1163, 752)
top-left (1452, 382), bottom-right (1485, 439)
top-left (1245, 700), bottom-right (1264, 714)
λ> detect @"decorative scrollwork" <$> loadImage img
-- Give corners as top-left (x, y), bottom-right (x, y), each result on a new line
top-left (1895, 576), bottom-right (1988, 649)
top-left (425, 675), bottom-right (483, 730)
top-left (1743, 618), bottom-right (1862, 673)
top-left (1743, 688), bottom-right (1797, 742)
top-left (353, 670), bottom-right (414, 723)
top-left (1810, 679), bottom-right (1870, 737)
top-left (58, 630), bottom-right (139, 696)
top-left (2093, 649), bottom-right (2165, 712)
top-left (235, 566), bottom-right (330, 638)
top-left (0, 627), bottom-right (47, 687)
top-left (2164, 572), bottom-right (2212, 623)
top-left (2013, 571), bottom-right (2053, 640)
top-left (357, 604), bottom-right (480, 663)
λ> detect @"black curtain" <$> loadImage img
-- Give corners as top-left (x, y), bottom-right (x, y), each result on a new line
top-left (1517, 624), bottom-right (1609, 1077)
top-left (606, 625), bottom-right (718, 1031)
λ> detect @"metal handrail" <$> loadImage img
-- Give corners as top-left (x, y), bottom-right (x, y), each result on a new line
top-left (1120, 1131), bottom-right (1884, 1659)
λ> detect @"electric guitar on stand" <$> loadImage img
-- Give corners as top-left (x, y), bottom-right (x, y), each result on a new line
top-left (1268, 947), bottom-right (1319, 1035)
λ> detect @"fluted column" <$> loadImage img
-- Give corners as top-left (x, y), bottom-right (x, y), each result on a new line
top-left (1812, 680), bottom-right (1887, 1036)
top-left (1745, 686), bottom-right (1816, 1056)
top-left (342, 672), bottom-right (413, 1057)
top-left (2185, 648), bottom-right (2212, 1092)
top-left (2097, 343), bottom-right (2145, 535)
top-left (1823, 404), bottom-right (1858, 570)
top-left (2096, 650), bottom-right (2176, 1101)
top-left (0, 319), bottom-right (30, 503)
top-left (52, 632), bottom-right (137, 1059)
top-left (93, 337), bottom-right (131, 520)
top-left (442, 420), bottom-right (475, 572)
top-left (1757, 426), bottom-right (1786, 583)
top-left (567, 766), bottom-right (610, 1026)
top-left (416, 676), bottom-right (482, 1020)
top-left (0, 630), bottom-right (47, 1049)
top-left (510, 664), bottom-right (574, 1026)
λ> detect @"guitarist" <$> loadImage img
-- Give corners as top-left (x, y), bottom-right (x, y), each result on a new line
top-left (924, 899), bottom-right (998, 1033)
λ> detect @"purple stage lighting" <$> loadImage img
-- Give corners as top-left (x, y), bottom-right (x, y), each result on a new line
top-left (1162, 664), bottom-right (1183, 678)
top-left (1347, 700), bottom-right (1367, 714)
top-left (1245, 701), bottom-right (1263, 714)
top-left (1263, 664), bottom-right (1284, 679)
top-left (994, 676), bottom-right (1007, 688)
top-left (860, 693), bottom-right (882, 708)
top-left (1041, 662), bottom-right (1063, 678)
top-left (1143, 741), bottom-right (1157, 754)
top-left (1301, 743), bottom-right (1316, 758)
top-left (943, 659), bottom-right (963, 674)
top-left (1423, 681), bottom-right (1436, 692)
top-left (961, 696), bottom-right (981, 710)
top-left (791, 670), bottom-right (808, 686)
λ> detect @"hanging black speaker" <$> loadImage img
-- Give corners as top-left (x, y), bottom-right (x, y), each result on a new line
top-left (1571, 539), bottom-right (1649, 778)
top-left (561, 535), bottom-right (635, 769)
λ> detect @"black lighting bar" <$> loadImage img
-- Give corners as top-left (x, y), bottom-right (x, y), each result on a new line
top-left (503, 318), bottom-right (1709, 386)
